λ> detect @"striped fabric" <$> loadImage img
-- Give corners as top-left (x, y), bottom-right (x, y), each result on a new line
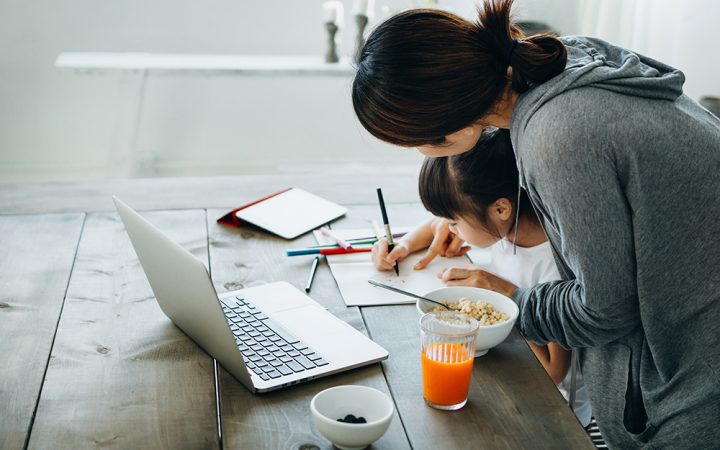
top-left (585, 418), bottom-right (607, 449)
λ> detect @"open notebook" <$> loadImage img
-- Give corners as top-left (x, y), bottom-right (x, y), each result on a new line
top-left (314, 228), bottom-right (472, 306)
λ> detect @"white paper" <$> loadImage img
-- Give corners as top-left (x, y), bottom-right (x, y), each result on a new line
top-left (315, 228), bottom-right (471, 306)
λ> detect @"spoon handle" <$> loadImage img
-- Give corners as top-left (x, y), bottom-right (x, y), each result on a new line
top-left (367, 280), bottom-right (451, 309)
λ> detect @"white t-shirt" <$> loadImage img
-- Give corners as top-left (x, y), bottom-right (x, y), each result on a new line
top-left (490, 240), bottom-right (593, 427)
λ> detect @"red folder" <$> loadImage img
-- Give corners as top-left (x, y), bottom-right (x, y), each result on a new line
top-left (217, 187), bottom-right (293, 227)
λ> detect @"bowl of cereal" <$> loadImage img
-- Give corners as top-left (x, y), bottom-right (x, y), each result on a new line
top-left (417, 286), bottom-right (518, 356)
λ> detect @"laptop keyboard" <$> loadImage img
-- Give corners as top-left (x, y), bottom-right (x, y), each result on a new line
top-left (221, 296), bottom-right (329, 381)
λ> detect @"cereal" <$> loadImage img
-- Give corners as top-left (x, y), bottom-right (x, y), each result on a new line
top-left (433, 297), bottom-right (509, 325)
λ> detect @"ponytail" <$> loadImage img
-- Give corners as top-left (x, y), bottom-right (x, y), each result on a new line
top-left (475, 0), bottom-right (567, 93)
top-left (353, 0), bottom-right (567, 147)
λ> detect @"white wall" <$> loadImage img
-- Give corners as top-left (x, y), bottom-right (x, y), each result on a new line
top-left (0, 0), bottom-right (429, 182)
top-left (513, 0), bottom-right (720, 101)
top-left (1, 0), bottom-right (718, 183)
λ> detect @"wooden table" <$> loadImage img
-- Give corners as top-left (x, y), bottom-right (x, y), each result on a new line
top-left (0, 172), bottom-right (595, 450)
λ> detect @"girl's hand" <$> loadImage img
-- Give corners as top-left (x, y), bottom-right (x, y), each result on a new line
top-left (438, 265), bottom-right (518, 298)
top-left (372, 238), bottom-right (410, 271)
top-left (414, 218), bottom-right (471, 270)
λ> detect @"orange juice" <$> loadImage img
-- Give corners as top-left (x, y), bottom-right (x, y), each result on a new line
top-left (421, 343), bottom-right (474, 406)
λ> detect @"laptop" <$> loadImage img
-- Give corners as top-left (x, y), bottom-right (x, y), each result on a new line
top-left (113, 196), bottom-right (388, 393)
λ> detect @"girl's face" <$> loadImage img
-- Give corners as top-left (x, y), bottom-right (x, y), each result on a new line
top-left (447, 199), bottom-right (514, 248)
top-left (448, 216), bottom-right (500, 248)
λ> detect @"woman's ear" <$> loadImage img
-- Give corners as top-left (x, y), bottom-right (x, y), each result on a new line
top-left (491, 198), bottom-right (514, 222)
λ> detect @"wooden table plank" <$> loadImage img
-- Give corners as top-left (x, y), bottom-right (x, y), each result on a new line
top-left (0, 167), bottom-right (421, 215)
top-left (206, 209), bottom-right (411, 450)
top-left (0, 213), bottom-right (84, 450)
top-left (27, 210), bottom-right (220, 450)
top-left (336, 205), bottom-right (596, 449)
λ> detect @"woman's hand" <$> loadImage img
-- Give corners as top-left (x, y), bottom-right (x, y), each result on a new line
top-left (414, 217), bottom-right (471, 270)
top-left (371, 239), bottom-right (410, 271)
top-left (438, 265), bottom-right (518, 298)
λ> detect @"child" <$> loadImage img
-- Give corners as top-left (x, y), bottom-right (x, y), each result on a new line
top-left (372, 128), bottom-right (592, 427)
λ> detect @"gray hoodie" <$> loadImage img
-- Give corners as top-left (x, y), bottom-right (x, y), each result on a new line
top-left (509, 36), bottom-right (720, 449)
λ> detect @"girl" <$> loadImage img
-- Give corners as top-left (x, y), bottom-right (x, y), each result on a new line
top-left (354, 0), bottom-right (720, 447)
top-left (372, 128), bottom-right (592, 427)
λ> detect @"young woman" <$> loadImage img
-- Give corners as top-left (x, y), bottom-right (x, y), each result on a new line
top-left (372, 128), bottom-right (592, 426)
top-left (353, 0), bottom-right (720, 447)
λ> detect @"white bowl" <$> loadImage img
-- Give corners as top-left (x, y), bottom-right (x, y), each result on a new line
top-left (310, 385), bottom-right (394, 450)
top-left (417, 286), bottom-right (519, 356)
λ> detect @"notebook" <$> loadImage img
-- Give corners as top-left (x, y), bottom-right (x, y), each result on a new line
top-left (218, 188), bottom-right (347, 239)
top-left (114, 196), bottom-right (388, 393)
top-left (314, 228), bottom-right (472, 306)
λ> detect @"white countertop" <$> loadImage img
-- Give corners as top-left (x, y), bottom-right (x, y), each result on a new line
top-left (55, 53), bottom-right (355, 76)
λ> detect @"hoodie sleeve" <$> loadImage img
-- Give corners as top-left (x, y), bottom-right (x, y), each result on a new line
top-left (512, 105), bottom-right (640, 348)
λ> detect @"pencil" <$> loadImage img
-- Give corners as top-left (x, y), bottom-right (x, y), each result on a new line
top-left (371, 220), bottom-right (384, 242)
top-left (319, 247), bottom-right (372, 256)
top-left (306, 239), bottom-right (377, 250)
top-left (286, 247), bottom-right (372, 257)
top-left (320, 227), bottom-right (352, 250)
top-left (376, 188), bottom-right (399, 276)
top-left (304, 256), bottom-right (320, 293)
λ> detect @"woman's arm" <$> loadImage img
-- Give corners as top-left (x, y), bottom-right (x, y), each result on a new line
top-left (511, 113), bottom-right (641, 348)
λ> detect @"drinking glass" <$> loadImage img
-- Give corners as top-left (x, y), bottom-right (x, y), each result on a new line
top-left (420, 310), bottom-right (479, 410)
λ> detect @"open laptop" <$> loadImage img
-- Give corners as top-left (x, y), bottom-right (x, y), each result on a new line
top-left (113, 196), bottom-right (388, 393)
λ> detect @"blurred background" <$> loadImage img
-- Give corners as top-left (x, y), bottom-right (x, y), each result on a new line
top-left (1, 0), bottom-right (718, 183)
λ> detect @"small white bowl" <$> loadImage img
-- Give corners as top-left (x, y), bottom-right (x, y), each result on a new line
top-left (417, 286), bottom-right (519, 356)
top-left (310, 385), bottom-right (394, 450)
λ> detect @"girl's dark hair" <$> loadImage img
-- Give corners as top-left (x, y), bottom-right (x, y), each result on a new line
top-left (353, 0), bottom-right (567, 147)
top-left (418, 128), bottom-right (531, 226)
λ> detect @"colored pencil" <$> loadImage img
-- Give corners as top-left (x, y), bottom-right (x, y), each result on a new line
top-left (320, 227), bottom-right (352, 250)
top-left (286, 246), bottom-right (372, 257)
top-left (319, 247), bottom-right (372, 256)
top-left (371, 220), bottom-right (384, 242)
top-left (306, 239), bottom-right (377, 250)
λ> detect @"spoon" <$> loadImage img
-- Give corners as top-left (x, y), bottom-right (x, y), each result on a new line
top-left (367, 280), bottom-right (452, 310)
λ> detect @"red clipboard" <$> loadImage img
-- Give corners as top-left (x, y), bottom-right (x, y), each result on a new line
top-left (217, 187), bottom-right (293, 227)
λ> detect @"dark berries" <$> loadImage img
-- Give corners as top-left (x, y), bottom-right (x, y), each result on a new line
top-left (337, 414), bottom-right (367, 424)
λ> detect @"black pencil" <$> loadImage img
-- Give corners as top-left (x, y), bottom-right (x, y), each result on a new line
top-left (376, 188), bottom-right (399, 276)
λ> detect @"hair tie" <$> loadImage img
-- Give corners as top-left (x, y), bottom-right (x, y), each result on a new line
top-left (506, 39), bottom-right (519, 66)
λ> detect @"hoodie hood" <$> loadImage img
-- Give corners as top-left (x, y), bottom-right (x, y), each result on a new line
top-left (511, 36), bottom-right (686, 137)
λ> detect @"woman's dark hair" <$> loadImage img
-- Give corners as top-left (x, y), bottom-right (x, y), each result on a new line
top-left (418, 128), bottom-right (531, 226)
top-left (353, 0), bottom-right (567, 147)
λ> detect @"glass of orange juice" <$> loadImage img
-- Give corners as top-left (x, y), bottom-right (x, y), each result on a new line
top-left (420, 311), bottom-right (479, 410)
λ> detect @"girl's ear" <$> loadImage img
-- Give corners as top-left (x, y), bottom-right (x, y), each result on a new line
top-left (492, 198), bottom-right (514, 222)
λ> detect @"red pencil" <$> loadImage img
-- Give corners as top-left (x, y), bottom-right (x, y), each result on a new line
top-left (319, 247), bottom-right (372, 256)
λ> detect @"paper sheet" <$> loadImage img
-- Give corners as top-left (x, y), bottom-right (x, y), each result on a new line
top-left (314, 228), bottom-right (472, 306)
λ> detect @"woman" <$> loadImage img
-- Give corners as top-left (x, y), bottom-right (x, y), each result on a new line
top-left (352, 1), bottom-right (720, 448)
top-left (372, 128), bottom-right (594, 426)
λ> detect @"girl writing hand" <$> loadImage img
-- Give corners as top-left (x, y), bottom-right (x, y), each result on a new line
top-left (371, 217), bottom-right (470, 272)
